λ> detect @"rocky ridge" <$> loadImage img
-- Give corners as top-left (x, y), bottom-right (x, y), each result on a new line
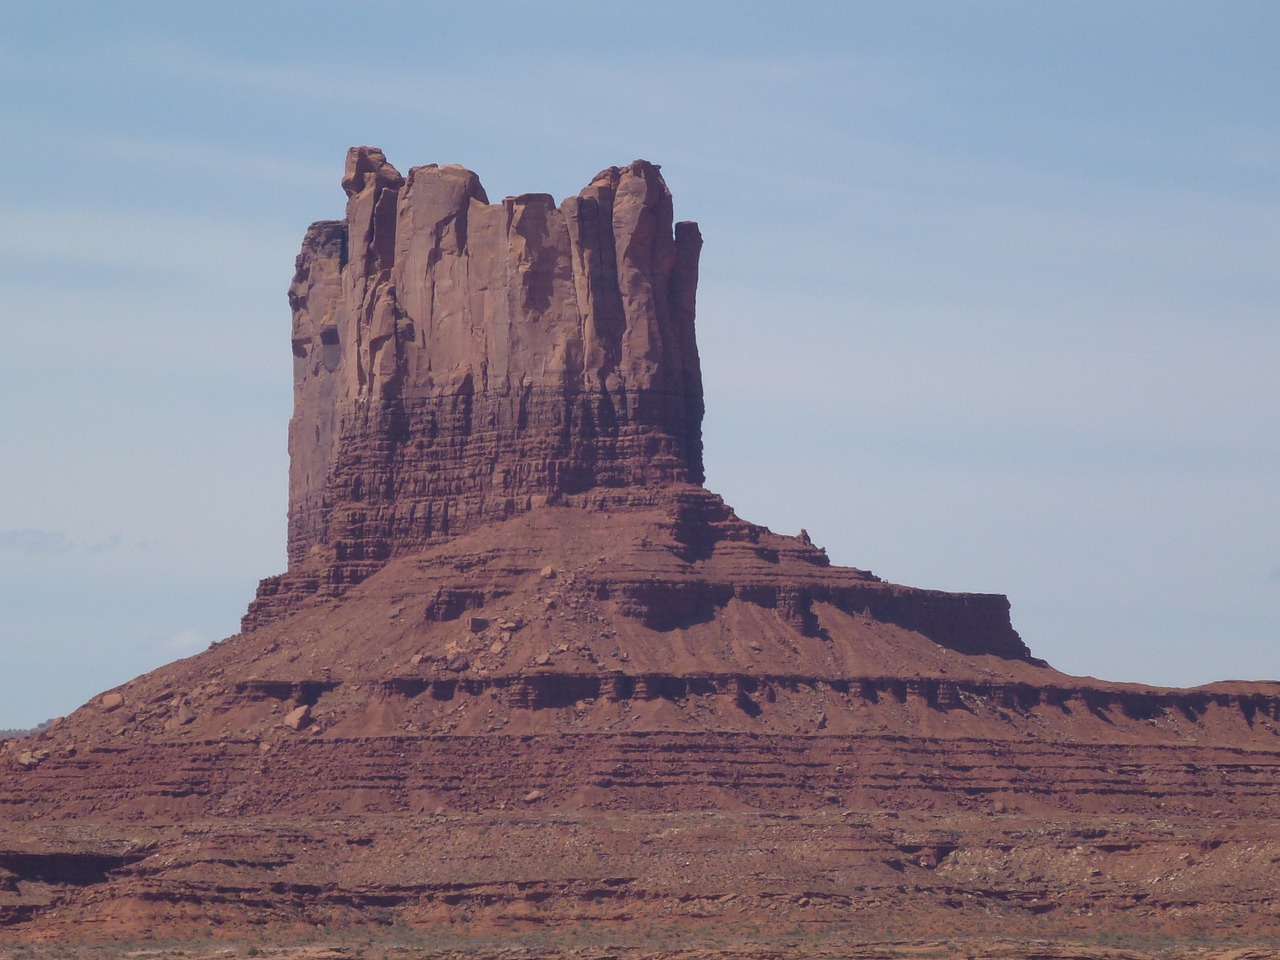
top-left (2, 150), bottom-right (1279, 956)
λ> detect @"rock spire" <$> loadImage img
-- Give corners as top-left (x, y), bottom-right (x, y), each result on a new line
top-left (250, 148), bottom-right (705, 623)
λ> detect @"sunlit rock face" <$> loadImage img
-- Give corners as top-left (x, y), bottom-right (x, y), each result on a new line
top-left (249, 148), bottom-right (704, 624)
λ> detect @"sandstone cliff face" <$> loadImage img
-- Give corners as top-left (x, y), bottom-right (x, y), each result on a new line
top-left (275, 148), bottom-right (703, 609)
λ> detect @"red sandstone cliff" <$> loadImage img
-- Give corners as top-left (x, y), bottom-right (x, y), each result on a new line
top-left (253, 148), bottom-right (704, 623)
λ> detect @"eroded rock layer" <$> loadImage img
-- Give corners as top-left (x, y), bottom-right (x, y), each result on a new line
top-left (4, 152), bottom-right (1279, 956)
top-left (4, 497), bottom-right (1280, 948)
top-left (249, 148), bottom-right (703, 627)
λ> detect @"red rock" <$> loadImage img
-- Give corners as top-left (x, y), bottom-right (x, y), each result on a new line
top-left (282, 705), bottom-right (311, 731)
top-left (1, 151), bottom-right (1278, 951)
top-left (245, 150), bottom-right (703, 628)
top-left (14, 750), bottom-right (45, 769)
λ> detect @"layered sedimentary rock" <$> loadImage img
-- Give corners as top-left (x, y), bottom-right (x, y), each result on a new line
top-left (249, 148), bottom-right (704, 626)
top-left (5, 492), bottom-right (1280, 947)
top-left (3, 151), bottom-right (1279, 955)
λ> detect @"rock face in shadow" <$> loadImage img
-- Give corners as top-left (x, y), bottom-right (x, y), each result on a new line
top-left (250, 148), bottom-right (704, 625)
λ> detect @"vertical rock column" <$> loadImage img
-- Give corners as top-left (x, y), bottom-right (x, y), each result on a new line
top-left (246, 149), bottom-right (705, 628)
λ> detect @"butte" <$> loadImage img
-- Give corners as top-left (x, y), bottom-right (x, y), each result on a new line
top-left (2, 148), bottom-right (1279, 957)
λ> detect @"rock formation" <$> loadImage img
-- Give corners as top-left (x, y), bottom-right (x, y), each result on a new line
top-left (244, 148), bottom-right (1030, 663)
top-left (248, 148), bottom-right (704, 626)
top-left (2, 150), bottom-right (1279, 957)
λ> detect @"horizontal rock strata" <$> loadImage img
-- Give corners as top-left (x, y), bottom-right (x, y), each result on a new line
top-left (3, 733), bottom-right (1280, 945)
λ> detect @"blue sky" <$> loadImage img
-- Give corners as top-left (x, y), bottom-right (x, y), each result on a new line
top-left (1, 1), bottom-right (1276, 728)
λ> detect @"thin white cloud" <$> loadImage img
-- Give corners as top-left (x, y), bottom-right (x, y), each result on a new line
top-left (85, 535), bottom-right (125, 555)
top-left (0, 32), bottom-right (353, 105)
top-left (0, 204), bottom-right (296, 278)
top-left (0, 529), bottom-right (74, 556)
top-left (0, 530), bottom-right (128, 557)
top-left (127, 38), bottom-right (360, 102)
top-left (88, 134), bottom-right (334, 187)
